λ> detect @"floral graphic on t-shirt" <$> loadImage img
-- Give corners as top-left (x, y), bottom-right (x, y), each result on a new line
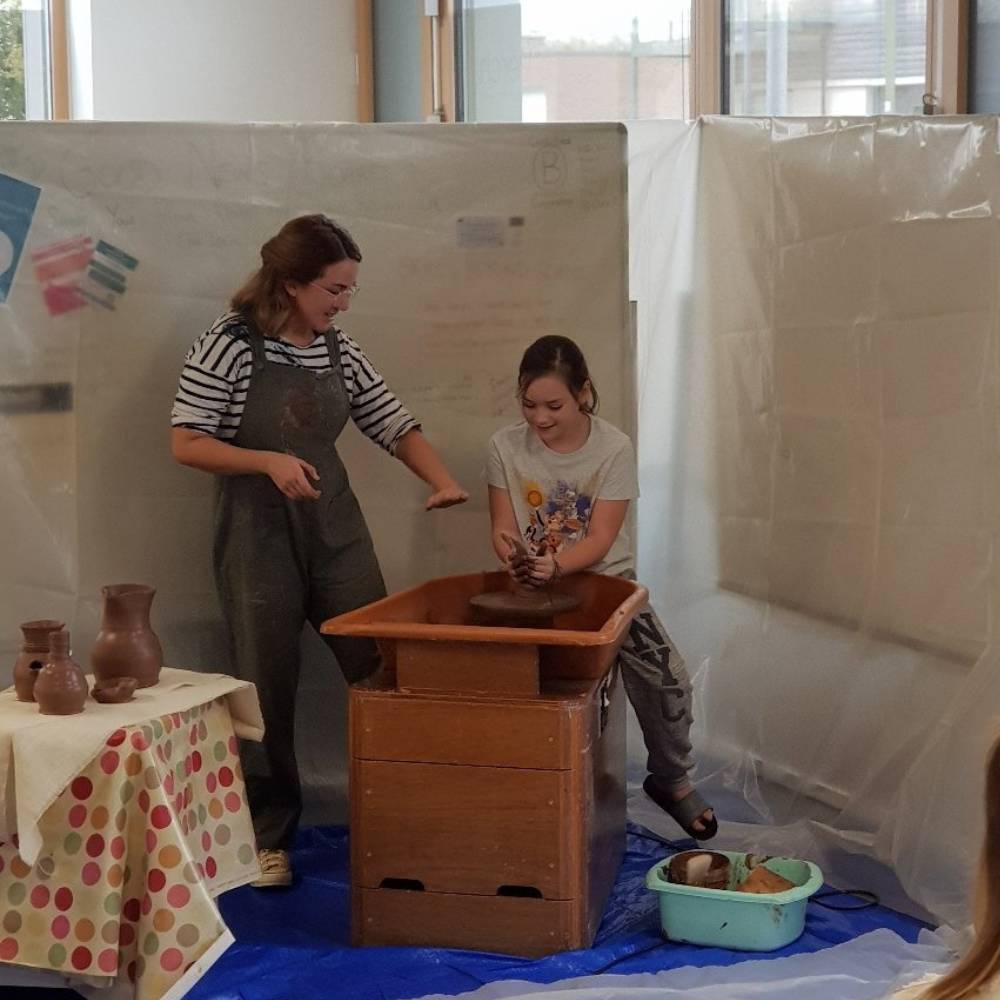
top-left (521, 478), bottom-right (592, 555)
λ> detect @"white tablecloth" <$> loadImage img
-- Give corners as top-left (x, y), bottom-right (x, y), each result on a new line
top-left (0, 666), bottom-right (263, 863)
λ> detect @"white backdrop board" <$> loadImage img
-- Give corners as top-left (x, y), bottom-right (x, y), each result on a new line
top-left (0, 122), bottom-right (631, 822)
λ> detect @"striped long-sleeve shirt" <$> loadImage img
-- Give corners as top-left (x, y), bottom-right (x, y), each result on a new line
top-left (171, 312), bottom-right (419, 453)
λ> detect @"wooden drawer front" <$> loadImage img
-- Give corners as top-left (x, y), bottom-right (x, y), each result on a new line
top-left (351, 691), bottom-right (583, 769)
top-left (353, 760), bottom-right (577, 898)
top-left (354, 886), bottom-right (584, 957)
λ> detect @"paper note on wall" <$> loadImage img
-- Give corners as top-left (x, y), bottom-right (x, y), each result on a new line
top-left (31, 236), bottom-right (139, 316)
top-left (0, 171), bottom-right (41, 303)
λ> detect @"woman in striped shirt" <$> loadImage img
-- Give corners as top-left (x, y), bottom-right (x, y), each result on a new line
top-left (170, 215), bottom-right (467, 887)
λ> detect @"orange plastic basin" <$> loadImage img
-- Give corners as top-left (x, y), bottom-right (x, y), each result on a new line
top-left (321, 571), bottom-right (647, 684)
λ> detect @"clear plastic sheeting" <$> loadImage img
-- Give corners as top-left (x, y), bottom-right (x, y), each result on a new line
top-left (629, 115), bottom-right (1000, 931)
top-left (412, 929), bottom-right (952, 1000)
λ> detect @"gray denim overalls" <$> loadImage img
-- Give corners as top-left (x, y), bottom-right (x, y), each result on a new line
top-left (213, 322), bottom-right (386, 849)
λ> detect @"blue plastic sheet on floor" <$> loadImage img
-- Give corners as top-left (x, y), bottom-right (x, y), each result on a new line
top-left (184, 824), bottom-right (930, 1000)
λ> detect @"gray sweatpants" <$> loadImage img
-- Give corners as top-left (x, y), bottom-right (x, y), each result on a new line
top-left (618, 604), bottom-right (694, 790)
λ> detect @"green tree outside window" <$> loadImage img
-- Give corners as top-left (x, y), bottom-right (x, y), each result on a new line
top-left (0, 0), bottom-right (25, 121)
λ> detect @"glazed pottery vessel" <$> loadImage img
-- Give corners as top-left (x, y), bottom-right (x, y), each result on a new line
top-left (13, 619), bottom-right (64, 702)
top-left (34, 630), bottom-right (87, 715)
top-left (90, 584), bottom-right (163, 688)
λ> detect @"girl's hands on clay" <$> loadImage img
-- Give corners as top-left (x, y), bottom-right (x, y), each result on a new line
top-left (264, 452), bottom-right (321, 500)
top-left (525, 550), bottom-right (558, 586)
top-left (501, 532), bottom-right (534, 585)
top-left (502, 535), bottom-right (559, 588)
top-left (508, 550), bottom-right (535, 585)
top-left (425, 483), bottom-right (470, 510)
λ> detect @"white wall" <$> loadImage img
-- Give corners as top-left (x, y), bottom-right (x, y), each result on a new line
top-left (69, 0), bottom-right (358, 122)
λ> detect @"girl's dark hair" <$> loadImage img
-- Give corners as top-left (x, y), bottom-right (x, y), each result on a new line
top-left (517, 335), bottom-right (599, 414)
top-left (231, 214), bottom-right (362, 336)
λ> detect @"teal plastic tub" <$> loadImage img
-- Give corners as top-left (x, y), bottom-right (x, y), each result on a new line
top-left (645, 851), bottom-right (824, 951)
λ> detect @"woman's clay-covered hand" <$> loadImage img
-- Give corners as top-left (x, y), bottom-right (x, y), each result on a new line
top-left (264, 452), bottom-right (321, 500)
top-left (424, 483), bottom-right (470, 510)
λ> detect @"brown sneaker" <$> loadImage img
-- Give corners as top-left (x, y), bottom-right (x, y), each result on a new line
top-left (251, 848), bottom-right (292, 888)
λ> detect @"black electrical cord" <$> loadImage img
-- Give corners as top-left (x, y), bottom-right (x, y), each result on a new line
top-left (811, 888), bottom-right (881, 910)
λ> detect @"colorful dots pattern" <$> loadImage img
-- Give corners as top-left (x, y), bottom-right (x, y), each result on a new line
top-left (176, 923), bottom-right (200, 948)
top-left (71, 777), bottom-right (93, 800)
top-left (2, 697), bottom-right (257, 998)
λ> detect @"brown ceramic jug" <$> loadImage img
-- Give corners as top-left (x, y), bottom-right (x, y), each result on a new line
top-left (13, 619), bottom-right (64, 702)
top-left (34, 630), bottom-right (87, 715)
top-left (90, 584), bottom-right (163, 688)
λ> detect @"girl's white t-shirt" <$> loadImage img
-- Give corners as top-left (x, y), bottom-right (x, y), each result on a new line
top-left (487, 415), bottom-right (638, 576)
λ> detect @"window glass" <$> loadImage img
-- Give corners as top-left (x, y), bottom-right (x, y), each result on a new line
top-left (2, 0), bottom-right (51, 121)
top-left (724, 0), bottom-right (927, 116)
top-left (970, 0), bottom-right (1000, 113)
top-left (459, 0), bottom-right (692, 122)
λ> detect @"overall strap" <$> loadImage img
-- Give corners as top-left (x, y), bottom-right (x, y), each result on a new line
top-left (240, 314), bottom-right (268, 374)
top-left (322, 327), bottom-right (345, 379)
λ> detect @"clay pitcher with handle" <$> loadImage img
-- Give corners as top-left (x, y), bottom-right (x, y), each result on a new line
top-left (91, 584), bottom-right (163, 688)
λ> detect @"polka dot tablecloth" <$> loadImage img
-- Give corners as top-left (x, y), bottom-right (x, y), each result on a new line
top-left (0, 696), bottom-right (259, 1000)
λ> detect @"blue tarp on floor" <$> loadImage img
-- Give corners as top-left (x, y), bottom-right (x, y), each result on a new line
top-left (183, 824), bottom-right (930, 1000)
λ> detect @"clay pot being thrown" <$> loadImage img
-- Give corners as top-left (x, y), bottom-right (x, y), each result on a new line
top-left (90, 584), bottom-right (163, 688)
top-left (469, 588), bottom-right (580, 626)
top-left (13, 619), bottom-right (64, 702)
top-left (34, 630), bottom-right (88, 716)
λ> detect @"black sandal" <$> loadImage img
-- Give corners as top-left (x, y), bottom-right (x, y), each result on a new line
top-left (643, 775), bottom-right (718, 841)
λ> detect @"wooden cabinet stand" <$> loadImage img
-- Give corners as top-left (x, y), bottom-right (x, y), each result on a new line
top-left (349, 668), bottom-right (625, 956)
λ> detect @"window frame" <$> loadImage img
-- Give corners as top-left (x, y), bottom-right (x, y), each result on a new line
top-left (427, 1), bottom-right (968, 123)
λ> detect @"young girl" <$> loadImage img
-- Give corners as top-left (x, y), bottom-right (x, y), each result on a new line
top-left (171, 215), bottom-right (467, 886)
top-left (487, 335), bottom-right (716, 839)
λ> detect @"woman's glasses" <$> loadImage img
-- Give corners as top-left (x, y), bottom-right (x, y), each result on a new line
top-left (310, 282), bottom-right (360, 300)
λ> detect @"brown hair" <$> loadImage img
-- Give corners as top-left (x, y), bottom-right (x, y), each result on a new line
top-left (517, 335), bottom-right (599, 414)
top-left (920, 733), bottom-right (1000, 1000)
top-left (231, 214), bottom-right (362, 336)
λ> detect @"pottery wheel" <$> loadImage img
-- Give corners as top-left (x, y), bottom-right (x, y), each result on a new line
top-left (469, 590), bottom-right (580, 622)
